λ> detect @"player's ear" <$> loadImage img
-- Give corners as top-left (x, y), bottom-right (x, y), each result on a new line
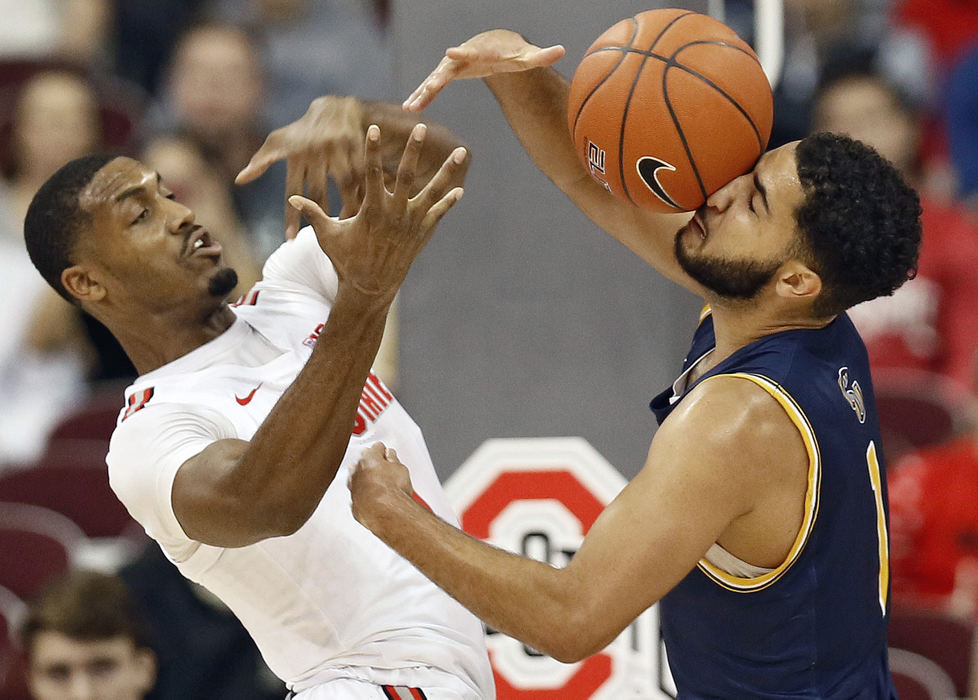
top-left (61, 264), bottom-right (106, 303)
top-left (775, 260), bottom-right (821, 301)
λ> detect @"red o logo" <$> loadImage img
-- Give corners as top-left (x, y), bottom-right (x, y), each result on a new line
top-left (447, 438), bottom-right (672, 699)
top-left (461, 470), bottom-right (612, 698)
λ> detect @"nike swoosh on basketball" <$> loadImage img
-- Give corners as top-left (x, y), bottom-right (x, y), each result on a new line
top-left (235, 383), bottom-right (262, 406)
top-left (637, 156), bottom-right (681, 209)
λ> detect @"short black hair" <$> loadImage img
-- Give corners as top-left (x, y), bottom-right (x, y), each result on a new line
top-left (20, 569), bottom-right (152, 656)
top-left (794, 132), bottom-right (921, 317)
top-left (24, 153), bottom-right (118, 302)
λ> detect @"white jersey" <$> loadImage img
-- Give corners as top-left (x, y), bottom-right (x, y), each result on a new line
top-left (107, 228), bottom-right (494, 697)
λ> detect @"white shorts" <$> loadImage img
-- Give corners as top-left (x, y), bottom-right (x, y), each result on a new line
top-left (289, 673), bottom-right (479, 700)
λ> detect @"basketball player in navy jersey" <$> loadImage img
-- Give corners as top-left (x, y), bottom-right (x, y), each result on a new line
top-left (349, 31), bottom-right (920, 697)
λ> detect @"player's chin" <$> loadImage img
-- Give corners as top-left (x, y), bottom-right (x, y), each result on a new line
top-left (207, 266), bottom-right (239, 299)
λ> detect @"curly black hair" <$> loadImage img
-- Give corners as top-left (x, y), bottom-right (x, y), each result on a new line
top-left (794, 132), bottom-right (921, 318)
top-left (24, 153), bottom-right (117, 303)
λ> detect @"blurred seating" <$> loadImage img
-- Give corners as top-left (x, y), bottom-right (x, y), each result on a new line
top-left (887, 605), bottom-right (977, 698)
top-left (0, 460), bottom-right (139, 541)
top-left (40, 384), bottom-right (123, 463)
top-left (0, 503), bottom-right (85, 600)
top-left (873, 369), bottom-right (973, 467)
top-left (889, 648), bottom-right (958, 699)
top-left (0, 58), bottom-right (146, 174)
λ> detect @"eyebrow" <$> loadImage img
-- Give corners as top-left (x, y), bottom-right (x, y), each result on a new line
top-left (753, 172), bottom-right (770, 214)
top-left (114, 172), bottom-right (161, 203)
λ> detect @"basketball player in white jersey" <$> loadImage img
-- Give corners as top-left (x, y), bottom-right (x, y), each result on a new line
top-left (23, 98), bottom-right (495, 699)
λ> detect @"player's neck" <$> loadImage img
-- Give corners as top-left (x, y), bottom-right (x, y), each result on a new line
top-left (709, 302), bottom-right (832, 361)
top-left (112, 304), bottom-right (237, 375)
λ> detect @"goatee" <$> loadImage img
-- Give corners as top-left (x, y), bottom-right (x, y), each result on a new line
top-left (674, 232), bottom-right (781, 300)
top-left (208, 267), bottom-right (239, 298)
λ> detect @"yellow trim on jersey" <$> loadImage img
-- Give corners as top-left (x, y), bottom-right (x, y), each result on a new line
top-left (694, 372), bottom-right (822, 593)
top-left (866, 441), bottom-right (889, 614)
top-left (698, 304), bottom-right (713, 323)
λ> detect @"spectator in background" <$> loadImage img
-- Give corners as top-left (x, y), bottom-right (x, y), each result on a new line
top-left (723, 0), bottom-right (933, 148)
top-left (0, 0), bottom-right (113, 67)
top-left (140, 132), bottom-right (263, 299)
top-left (19, 570), bottom-right (157, 700)
top-left (150, 21), bottom-right (283, 258)
top-left (207, 0), bottom-right (393, 128)
top-left (811, 55), bottom-right (978, 392)
top-left (888, 370), bottom-right (978, 617)
top-left (0, 70), bottom-right (96, 462)
top-left (2, 71), bottom-right (101, 228)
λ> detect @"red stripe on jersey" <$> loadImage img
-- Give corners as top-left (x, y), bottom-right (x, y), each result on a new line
top-left (231, 289), bottom-right (260, 307)
top-left (122, 387), bottom-right (155, 421)
top-left (380, 686), bottom-right (426, 700)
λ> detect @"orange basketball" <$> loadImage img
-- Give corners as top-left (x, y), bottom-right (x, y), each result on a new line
top-left (567, 9), bottom-right (773, 213)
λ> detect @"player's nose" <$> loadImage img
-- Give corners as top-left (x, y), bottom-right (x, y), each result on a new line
top-left (165, 197), bottom-right (196, 234)
top-left (705, 172), bottom-right (748, 211)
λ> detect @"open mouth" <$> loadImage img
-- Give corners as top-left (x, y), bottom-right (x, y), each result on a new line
top-left (691, 210), bottom-right (708, 240)
top-left (185, 227), bottom-right (220, 257)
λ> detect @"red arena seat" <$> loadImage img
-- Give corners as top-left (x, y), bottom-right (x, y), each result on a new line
top-left (0, 503), bottom-right (85, 601)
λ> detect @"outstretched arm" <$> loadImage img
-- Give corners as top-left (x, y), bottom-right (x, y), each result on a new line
top-left (349, 377), bottom-right (810, 661)
top-left (171, 125), bottom-right (468, 548)
top-left (405, 30), bottom-right (701, 294)
top-left (237, 96), bottom-right (470, 238)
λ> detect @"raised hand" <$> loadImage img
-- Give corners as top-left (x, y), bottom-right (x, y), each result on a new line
top-left (403, 30), bottom-right (565, 112)
top-left (236, 96), bottom-right (366, 239)
top-left (288, 123), bottom-right (466, 305)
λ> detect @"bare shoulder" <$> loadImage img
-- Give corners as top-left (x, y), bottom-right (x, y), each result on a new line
top-left (644, 374), bottom-right (810, 565)
top-left (651, 374), bottom-right (809, 490)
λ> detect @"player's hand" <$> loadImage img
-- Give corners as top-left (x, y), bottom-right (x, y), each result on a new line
top-left (287, 123), bottom-right (466, 305)
top-left (236, 96), bottom-right (366, 239)
top-left (349, 442), bottom-right (414, 532)
top-left (403, 29), bottom-right (565, 112)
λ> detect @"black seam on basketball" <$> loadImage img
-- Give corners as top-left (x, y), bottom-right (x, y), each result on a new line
top-left (660, 60), bottom-right (703, 206)
top-left (617, 12), bottom-right (694, 206)
top-left (667, 41), bottom-right (766, 148)
top-left (588, 41), bottom-right (767, 148)
top-left (572, 17), bottom-right (639, 135)
top-left (648, 11), bottom-right (697, 52)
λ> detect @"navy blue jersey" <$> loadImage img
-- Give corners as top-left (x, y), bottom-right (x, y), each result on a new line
top-left (650, 310), bottom-right (895, 698)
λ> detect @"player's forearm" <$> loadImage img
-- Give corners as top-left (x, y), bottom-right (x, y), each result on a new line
top-left (235, 290), bottom-right (391, 534)
top-left (367, 489), bottom-right (606, 663)
top-left (485, 67), bottom-right (588, 194)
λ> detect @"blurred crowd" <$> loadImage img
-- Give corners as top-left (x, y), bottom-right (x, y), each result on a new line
top-left (0, 0), bottom-right (394, 466)
top-left (1, 0), bottom-right (978, 698)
